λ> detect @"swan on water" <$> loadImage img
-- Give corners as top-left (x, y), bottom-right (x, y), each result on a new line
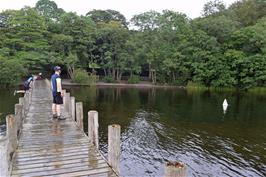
top-left (223, 99), bottom-right (228, 114)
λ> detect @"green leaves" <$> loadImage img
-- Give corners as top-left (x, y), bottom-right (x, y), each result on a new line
top-left (0, 57), bottom-right (26, 87)
top-left (0, 0), bottom-right (265, 89)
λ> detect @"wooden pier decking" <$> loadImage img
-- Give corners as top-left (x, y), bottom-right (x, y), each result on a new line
top-left (8, 80), bottom-right (117, 177)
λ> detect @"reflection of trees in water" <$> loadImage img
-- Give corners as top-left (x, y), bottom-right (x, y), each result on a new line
top-left (0, 91), bottom-right (19, 125)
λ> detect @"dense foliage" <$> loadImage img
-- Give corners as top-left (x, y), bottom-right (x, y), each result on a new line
top-left (0, 0), bottom-right (265, 89)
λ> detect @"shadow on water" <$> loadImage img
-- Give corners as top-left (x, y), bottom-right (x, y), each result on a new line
top-left (56, 86), bottom-right (266, 176)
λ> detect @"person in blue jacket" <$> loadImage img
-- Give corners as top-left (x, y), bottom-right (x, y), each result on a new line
top-left (51, 66), bottom-right (65, 120)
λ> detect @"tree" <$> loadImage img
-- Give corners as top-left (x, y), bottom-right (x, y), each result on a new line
top-left (0, 57), bottom-right (26, 87)
top-left (131, 11), bottom-right (161, 31)
top-left (192, 15), bottom-right (239, 43)
top-left (0, 7), bottom-right (49, 71)
top-left (59, 12), bottom-right (95, 68)
top-left (94, 21), bottom-right (130, 80)
top-left (35, 0), bottom-right (64, 21)
top-left (202, 0), bottom-right (226, 16)
top-left (86, 9), bottom-right (128, 28)
top-left (228, 0), bottom-right (266, 26)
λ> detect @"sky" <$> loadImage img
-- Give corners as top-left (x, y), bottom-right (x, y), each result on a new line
top-left (0, 0), bottom-right (238, 20)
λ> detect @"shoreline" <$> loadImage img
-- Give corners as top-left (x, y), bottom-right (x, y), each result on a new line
top-left (62, 79), bottom-right (185, 89)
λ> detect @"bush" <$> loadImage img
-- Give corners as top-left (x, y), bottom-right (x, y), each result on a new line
top-left (0, 58), bottom-right (26, 88)
top-left (103, 75), bottom-right (115, 83)
top-left (72, 69), bottom-right (96, 85)
top-left (128, 75), bottom-right (140, 84)
top-left (186, 81), bottom-right (207, 91)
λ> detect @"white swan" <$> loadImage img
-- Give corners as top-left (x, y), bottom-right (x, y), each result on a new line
top-left (223, 99), bottom-right (228, 114)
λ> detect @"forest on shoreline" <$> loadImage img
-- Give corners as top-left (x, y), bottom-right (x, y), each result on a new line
top-left (0, 0), bottom-right (266, 90)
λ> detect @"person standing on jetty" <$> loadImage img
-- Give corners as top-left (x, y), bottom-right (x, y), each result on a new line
top-left (14, 75), bottom-right (33, 95)
top-left (51, 66), bottom-right (65, 120)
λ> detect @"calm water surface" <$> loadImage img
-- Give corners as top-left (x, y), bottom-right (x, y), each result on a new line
top-left (68, 86), bottom-right (266, 177)
top-left (0, 90), bottom-right (19, 134)
top-left (1, 86), bottom-right (265, 177)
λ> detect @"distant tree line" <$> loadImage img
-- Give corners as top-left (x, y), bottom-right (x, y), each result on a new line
top-left (0, 0), bottom-right (266, 89)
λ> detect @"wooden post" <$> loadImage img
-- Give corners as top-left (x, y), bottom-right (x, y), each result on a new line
top-left (76, 102), bottom-right (83, 130)
top-left (24, 91), bottom-right (30, 113)
top-left (65, 92), bottom-right (70, 114)
top-left (165, 162), bottom-right (186, 177)
top-left (15, 104), bottom-right (23, 137)
top-left (0, 136), bottom-right (8, 177)
top-left (29, 88), bottom-right (32, 104)
top-left (108, 124), bottom-right (121, 175)
top-left (71, 97), bottom-right (75, 121)
top-left (19, 97), bottom-right (25, 120)
top-left (88, 111), bottom-right (99, 149)
top-left (62, 89), bottom-right (66, 106)
top-left (23, 93), bottom-right (28, 112)
top-left (6, 115), bottom-right (17, 163)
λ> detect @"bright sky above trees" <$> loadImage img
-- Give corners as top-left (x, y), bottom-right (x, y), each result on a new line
top-left (1, 0), bottom-right (237, 20)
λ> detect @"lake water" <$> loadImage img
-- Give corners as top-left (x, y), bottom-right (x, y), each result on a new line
top-left (0, 86), bottom-right (265, 176)
top-left (0, 90), bottom-right (19, 134)
top-left (67, 86), bottom-right (266, 177)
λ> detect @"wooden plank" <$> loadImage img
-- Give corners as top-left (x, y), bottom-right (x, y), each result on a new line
top-left (19, 137), bottom-right (89, 145)
top-left (18, 140), bottom-right (90, 148)
top-left (15, 150), bottom-right (100, 162)
top-left (12, 159), bottom-right (107, 174)
top-left (13, 157), bottom-right (105, 171)
top-left (17, 142), bottom-right (92, 151)
top-left (14, 152), bottom-right (102, 165)
top-left (16, 145), bottom-right (93, 156)
top-left (50, 167), bottom-right (112, 177)
top-left (19, 134), bottom-right (87, 141)
top-left (12, 166), bottom-right (112, 177)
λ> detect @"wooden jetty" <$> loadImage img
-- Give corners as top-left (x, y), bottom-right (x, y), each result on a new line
top-left (0, 80), bottom-right (120, 177)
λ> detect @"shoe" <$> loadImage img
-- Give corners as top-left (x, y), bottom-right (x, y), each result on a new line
top-left (52, 114), bottom-right (57, 119)
top-left (57, 116), bottom-right (66, 120)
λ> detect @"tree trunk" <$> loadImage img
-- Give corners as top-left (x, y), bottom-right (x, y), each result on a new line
top-left (116, 69), bottom-right (120, 81)
top-left (172, 72), bottom-right (176, 82)
top-left (148, 63), bottom-right (152, 80)
top-left (112, 68), bottom-right (116, 80)
top-left (67, 64), bottom-right (74, 79)
top-left (154, 70), bottom-right (156, 84)
top-left (151, 70), bottom-right (156, 84)
top-left (104, 69), bottom-right (107, 76)
top-left (119, 72), bottom-right (122, 81)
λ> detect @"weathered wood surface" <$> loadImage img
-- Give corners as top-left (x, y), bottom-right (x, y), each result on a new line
top-left (108, 124), bottom-right (121, 175)
top-left (11, 80), bottom-right (117, 177)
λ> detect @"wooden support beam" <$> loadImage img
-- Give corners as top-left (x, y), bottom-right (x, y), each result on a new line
top-left (108, 124), bottom-right (121, 175)
top-left (76, 102), bottom-right (83, 130)
top-left (88, 111), bottom-right (99, 149)
top-left (165, 161), bottom-right (186, 177)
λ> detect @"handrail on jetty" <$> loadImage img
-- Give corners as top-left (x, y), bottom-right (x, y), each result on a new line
top-left (0, 79), bottom-right (186, 177)
top-left (0, 79), bottom-right (120, 177)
